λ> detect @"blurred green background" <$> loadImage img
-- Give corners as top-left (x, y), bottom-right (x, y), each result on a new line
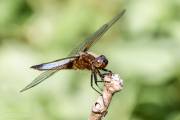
top-left (0, 0), bottom-right (180, 120)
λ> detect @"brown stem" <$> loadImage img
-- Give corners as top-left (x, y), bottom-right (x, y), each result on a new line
top-left (89, 73), bottom-right (123, 120)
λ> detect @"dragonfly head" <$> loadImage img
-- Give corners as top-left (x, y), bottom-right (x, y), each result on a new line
top-left (94, 55), bottom-right (108, 69)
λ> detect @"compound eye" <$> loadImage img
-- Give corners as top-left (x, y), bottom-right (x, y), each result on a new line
top-left (97, 59), bottom-right (102, 63)
top-left (99, 55), bottom-right (108, 65)
top-left (93, 59), bottom-right (101, 68)
top-left (96, 60), bottom-right (103, 67)
top-left (100, 55), bottom-right (105, 59)
top-left (103, 59), bottom-right (108, 65)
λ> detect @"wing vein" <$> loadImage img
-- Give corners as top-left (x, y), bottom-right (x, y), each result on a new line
top-left (69, 9), bottom-right (126, 56)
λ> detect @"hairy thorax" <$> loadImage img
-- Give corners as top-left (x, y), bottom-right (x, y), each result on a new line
top-left (72, 52), bottom-right (97, 70)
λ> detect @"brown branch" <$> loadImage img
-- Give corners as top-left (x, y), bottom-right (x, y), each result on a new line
top-left (89, 73), bottom-right (123, 120)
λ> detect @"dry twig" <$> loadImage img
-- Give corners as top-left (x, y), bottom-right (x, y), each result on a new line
top-left (89, 73), bottom-right (123, 120)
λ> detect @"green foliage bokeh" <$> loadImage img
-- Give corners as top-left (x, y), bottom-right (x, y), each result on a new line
top-left (0, 0), bottom-right (180, 120)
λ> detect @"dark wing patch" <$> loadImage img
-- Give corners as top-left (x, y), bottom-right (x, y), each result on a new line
top-left (31, 57), bottom-right (77, 71)
top-left (69, 9), bottom-right (126, 56)
top-left (20, 57), bottom-right (78, 92)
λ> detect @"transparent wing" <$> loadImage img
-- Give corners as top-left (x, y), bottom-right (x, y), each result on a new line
top-left (20, 57), bottom-right (77, 92)
top-left (69, 9), bottom-right (126, 56)
top-left (20, 69), bottom-right (58, 92)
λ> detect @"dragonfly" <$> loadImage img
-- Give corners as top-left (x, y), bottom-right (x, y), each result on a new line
top-left (20, 9), bottom-right (126, 93)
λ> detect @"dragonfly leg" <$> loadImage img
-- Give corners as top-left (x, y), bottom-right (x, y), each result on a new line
top-left (101, 68), bottom-right (112, 73)
top-left (92, 70), bottom-right (107, 106)
top-left (94, 70), bottom-right (106, 106)
top-left (95, 69), bottom-right (104, 79)
top-left (100, 68), bottom-right (113, 78)
top-left (93, 72), bottom-right (103, 91)
top-left (91, 71), bottom-right (102, 95)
